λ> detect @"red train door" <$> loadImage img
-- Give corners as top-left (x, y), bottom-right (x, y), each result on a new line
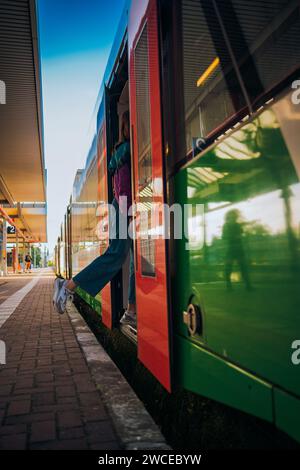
top-left (129, 0), bottom-right (172, 391)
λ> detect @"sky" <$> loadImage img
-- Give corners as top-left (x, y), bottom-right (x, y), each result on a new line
top-left (38, 0), bottom-right (126, 255)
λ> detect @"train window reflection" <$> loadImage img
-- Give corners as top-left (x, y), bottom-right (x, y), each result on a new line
top-left (204, 185), bottom-right (300, 247)
top-left (187, 104), bottom-right (300, 293)
top-left (180, 0), bottom-right (246, 154)
top-left (223, 0), bottom-right (300, 104)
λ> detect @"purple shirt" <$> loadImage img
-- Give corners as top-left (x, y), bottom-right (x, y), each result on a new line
top-left (113, 163), bottom-right (132, 214)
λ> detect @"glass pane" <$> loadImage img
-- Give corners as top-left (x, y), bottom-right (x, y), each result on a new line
top-left (97, 126), bottom-right (109, 254)
top-left (182, 98), bottom-right (300, 394)
top-left (135, 24), bottom-right (156, 277)
top-left (181, 0), bottom-right (246, 154)
top-left (140, 208), bottom-right (156, 277)
top-left (71, 138), bottom-right (99, 276)
top-left (219, 0), bottom-right (300, 102)
top-left (135, 25), bottom-right (152, 189)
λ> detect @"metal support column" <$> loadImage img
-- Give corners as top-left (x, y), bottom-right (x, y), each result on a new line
top-left (16, 233), bottom-right (19, 273)
top-left (27, 243), bottom-right (31, 271)
top-left (0, 219), bottom-right (7, 276)
top-left (22, 241), bottom-right (26, 272)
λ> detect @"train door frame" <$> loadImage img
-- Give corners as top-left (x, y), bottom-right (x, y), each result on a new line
top-left (67, 203), bottom-right (72, 279)
top-left (97, 99), bottom-right (112, 329)
top-left (56, 237), bottom-right (61, 276)
top-left (128, 0), bottom-right (173, 392)
top-left (105, 85), bottom-right (124, 326)
top-left (101, 35), bottom-right (130, 328)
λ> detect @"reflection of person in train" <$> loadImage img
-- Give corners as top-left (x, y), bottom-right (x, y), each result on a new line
top-left (25, 253), bottom-right (32, 273)
top-left (222, 209), bottom-right (252, 291)
top-left (12, 247), bottom-right (17, 274)
top-left (53, 111), bottom-right (136, 325)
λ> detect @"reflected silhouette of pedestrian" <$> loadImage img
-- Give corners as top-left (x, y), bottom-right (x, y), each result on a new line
top-left (222, 209), bottom-right (252, 291)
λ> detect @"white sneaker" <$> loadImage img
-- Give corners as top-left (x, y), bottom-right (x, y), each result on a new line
top-left (54, 280), bottom-right (73, 314)
top-left (53, 278), bottom-right (64, 307)
top-left (120, 310), bottom-right (137, 327)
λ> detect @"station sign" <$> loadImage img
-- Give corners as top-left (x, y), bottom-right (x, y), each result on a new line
top-left (7, 225), bottom-right (16, 235)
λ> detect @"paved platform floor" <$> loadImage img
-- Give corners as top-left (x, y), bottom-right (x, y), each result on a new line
top-left (0, 270), bottom-right (120, 450)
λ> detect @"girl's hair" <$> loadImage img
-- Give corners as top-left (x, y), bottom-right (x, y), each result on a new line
top-left (120, 110), bottom-right (130, 142)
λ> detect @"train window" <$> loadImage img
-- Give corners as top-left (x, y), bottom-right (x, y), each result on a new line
top-left (135, 25), bottom-right (152, 188)
top-left (218, 0), bottom-right (300, 104)
top-left (180, 0), bottom-right (247, 155)
top-left (134, 24), bottom-right (156, 277)
top-left (97, 125), bottom-right (109, 253)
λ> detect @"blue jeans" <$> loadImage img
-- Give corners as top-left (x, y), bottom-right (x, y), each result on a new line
top-left (73, 199), bottom-right (136, 303)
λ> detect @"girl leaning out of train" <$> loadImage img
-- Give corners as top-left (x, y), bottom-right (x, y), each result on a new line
top-left (53, 111), bottom-right (136, 327)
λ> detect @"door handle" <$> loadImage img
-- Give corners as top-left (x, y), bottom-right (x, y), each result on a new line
top-left (183, 303), bottom-right (202, 336)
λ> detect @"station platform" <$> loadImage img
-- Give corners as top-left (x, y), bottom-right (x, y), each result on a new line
top-left (0, 269), bottom-right (168, 450)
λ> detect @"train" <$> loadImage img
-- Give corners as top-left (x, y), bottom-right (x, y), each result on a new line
top-left (55, 0), bottom-right (300, 443)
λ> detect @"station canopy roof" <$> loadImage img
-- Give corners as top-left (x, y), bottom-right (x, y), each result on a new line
top-left (0, 0), bottom-right (47, 243)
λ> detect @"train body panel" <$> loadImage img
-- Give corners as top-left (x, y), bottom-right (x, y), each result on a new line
top-left (173, 90), bottom-right (300, 441)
